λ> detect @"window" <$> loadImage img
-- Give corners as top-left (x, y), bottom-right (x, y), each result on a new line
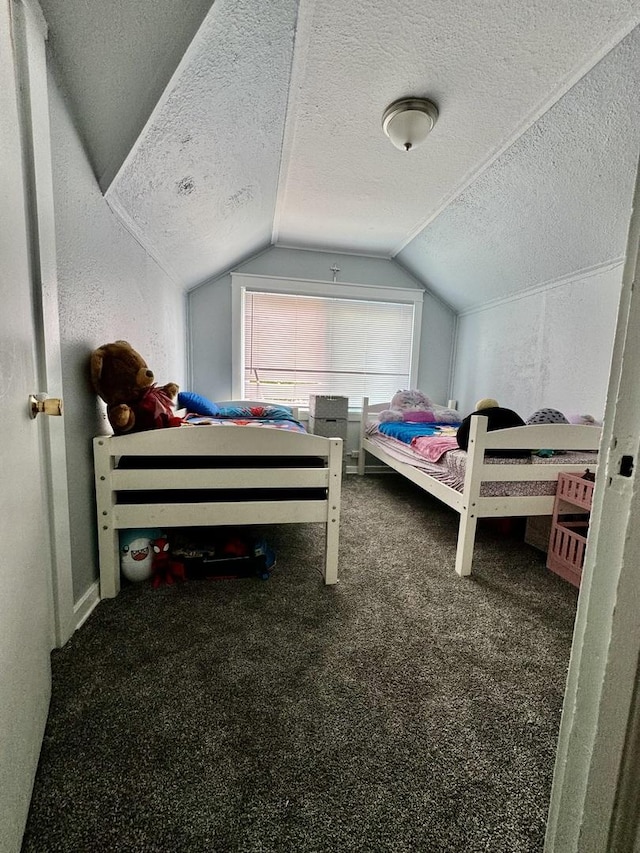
top-left (232, 275), bottom-right (422, 406)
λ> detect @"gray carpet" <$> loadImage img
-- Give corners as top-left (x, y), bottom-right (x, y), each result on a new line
top-left (22, 474), bottom-right (578, 853)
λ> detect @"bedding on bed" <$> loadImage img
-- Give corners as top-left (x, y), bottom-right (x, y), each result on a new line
top-left (366, 422), bottom-right (597, 497)
top-left (377, 421), bottom-right (461, 444)
top-left (411, 434), bottom-right (460, 462)
top-left (184, 415), bottom-right (306, 433)
top-left (182, 404), bottom-right (306, 433)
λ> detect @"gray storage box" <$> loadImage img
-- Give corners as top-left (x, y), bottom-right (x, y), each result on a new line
top-left (309, 395), bottom-right (348, 420)
top-left (309, 415), bottom-right (347, 440)
top-left (525, 515), bottom-right (553, 553)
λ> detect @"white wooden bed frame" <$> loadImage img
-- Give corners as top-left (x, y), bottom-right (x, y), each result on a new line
top-left (94, 404), bottom-right (343, 598)
top-left (358, 398), bottom-right (601, 577)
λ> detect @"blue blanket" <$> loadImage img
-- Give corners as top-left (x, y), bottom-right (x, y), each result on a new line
top-left (378, 421), bottom-right (461, 445)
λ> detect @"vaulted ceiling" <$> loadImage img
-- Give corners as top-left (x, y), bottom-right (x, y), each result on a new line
top-left (41, 0), bottom-right (640, 311)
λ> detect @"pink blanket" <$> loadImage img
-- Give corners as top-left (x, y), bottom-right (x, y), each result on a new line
top-left (411, 434), bottom-right (459, 462)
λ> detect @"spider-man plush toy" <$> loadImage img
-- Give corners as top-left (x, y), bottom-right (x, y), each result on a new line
top-left (151, 536), bottom-right (186, 588)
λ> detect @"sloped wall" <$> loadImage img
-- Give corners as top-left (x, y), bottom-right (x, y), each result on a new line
top-left (48, 71), bottom-right (187, 602)
top-left (442, 28), bottom-right (639, 416)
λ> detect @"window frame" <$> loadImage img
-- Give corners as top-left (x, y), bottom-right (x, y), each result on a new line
top-left (231, 273), bottom-right (423, 406)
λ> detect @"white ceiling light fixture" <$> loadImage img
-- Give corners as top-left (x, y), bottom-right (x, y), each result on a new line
top-left (382, 97), bottom-right (439, 152)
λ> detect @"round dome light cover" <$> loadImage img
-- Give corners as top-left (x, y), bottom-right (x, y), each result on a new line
top-left (382, 98), bottom-right (439, 151)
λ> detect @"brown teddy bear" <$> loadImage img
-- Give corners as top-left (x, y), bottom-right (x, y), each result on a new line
top-left (90, 340), bottom-right (182, 435)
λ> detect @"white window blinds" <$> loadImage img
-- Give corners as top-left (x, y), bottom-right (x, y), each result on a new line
top-left (242, 290), bottom-right (415, 405)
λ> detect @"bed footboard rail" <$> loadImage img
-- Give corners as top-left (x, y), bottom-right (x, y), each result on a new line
top-left (94, 427), bottom-right (342, 598)
top-left (454, 416), bottom-right (601, 577)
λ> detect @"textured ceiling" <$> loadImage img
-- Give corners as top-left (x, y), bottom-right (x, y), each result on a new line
top-left (107, 0), bottom-right (299, 288)
top-left (398, 28), bottom-right (640, 311)
top-left (39, 0), bottom-right (214, 190)
top-left (42, 0), bottom-right (640, 309)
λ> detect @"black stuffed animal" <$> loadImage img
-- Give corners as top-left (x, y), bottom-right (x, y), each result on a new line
top-left (456, 400), bottom-right (527, 457)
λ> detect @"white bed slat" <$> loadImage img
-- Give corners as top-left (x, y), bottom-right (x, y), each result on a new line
top-left (476, 495), bottom-right (559, 516)
top-left (482, 423), bottom-right (601, 451)
top-left (112, 467), bottom-right (329, 491)
top-left (478, 462), bottom-right (596, 482)
top-left (361, 437), bottom-right (465, 511)
top-left (114, 500), bottom-right (330, 529)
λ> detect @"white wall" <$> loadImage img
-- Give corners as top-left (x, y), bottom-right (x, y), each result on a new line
top-left (452, 265), bottom-right (622, 418)
top-left (445, 28), bottom-right (639, 417)
top-left (48, 70), bottom-right (187, 602)
top-left (188, 246), bottom-right (456, 414)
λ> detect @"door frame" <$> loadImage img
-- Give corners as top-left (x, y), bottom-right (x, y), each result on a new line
top-left (13, 0), bottom-right (640, 839)
top-left (14, 0), bottom-right (75, 647)
top-left (545, 156), bottom-right (640, 849)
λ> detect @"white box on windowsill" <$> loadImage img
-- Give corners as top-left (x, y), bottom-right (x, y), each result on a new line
top-left (308, 395), bottom-right (348, 420)
top-left (308, 415), bottom-right (347, 441)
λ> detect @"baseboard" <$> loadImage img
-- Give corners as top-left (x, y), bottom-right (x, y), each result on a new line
top-left (73, 580), bottom-right (100, 631)
top-left (345, 464), bottom-right (392, 475)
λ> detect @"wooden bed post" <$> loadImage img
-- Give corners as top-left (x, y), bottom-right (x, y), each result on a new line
top-left (324, 438), bottom-right (343, 584)
top-left (357, 398), bottom-right (368, 476)
top-left (455, 415), bottom-right (487, 577)
top-left (93, 437), bottom-right (120, 598)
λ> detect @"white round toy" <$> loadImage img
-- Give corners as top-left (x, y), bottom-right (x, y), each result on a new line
top-left (120, 528), bottom-right (161, 582)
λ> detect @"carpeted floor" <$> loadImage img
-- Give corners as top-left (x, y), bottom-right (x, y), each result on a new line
top-left (22, 474), bottom-right (578, 853)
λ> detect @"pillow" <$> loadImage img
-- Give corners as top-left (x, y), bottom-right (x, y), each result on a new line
top-left (215, 404), bottom-right (296, 421)
top-left (177, 391), bottom-right (220, 417)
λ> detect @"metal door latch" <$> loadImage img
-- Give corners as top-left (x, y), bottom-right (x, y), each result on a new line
top-left (29, 393), bottom-right (63, 418)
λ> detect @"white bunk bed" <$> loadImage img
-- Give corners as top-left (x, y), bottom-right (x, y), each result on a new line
top-left (358, 398), bottom-right (601, 577)
top-left (94, 407), bottom-right (343, 598)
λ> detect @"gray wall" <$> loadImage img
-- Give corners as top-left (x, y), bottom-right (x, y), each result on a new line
top-left (438, 28), bottom-right (640, 416)
top-left (453, 265), bottom-right (622, 418)
top-left (188, 245), bottom-right (456, 409)
top-left (48, 70), bottom-right (187, 602)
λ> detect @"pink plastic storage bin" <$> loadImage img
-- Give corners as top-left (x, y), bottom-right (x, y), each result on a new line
top-left (554, 471), bottom-right (595, 510)
top-left (546, 473), bottom-right (595, 588)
